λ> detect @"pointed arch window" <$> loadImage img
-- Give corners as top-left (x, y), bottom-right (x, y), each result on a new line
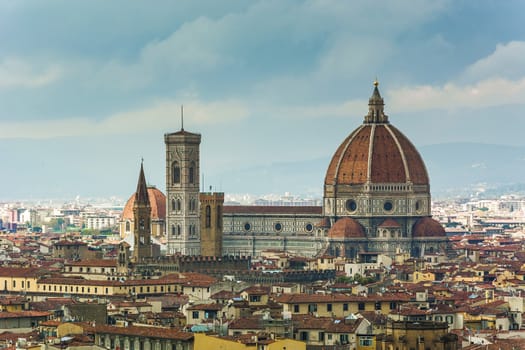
top-left (177, 225), bottom-right (181, 236)
top-left (171, 225), bottom-right (176, 236)
top-left (177, 199), bottom-right (182, 211)
top-left (189, 162), bottom-right (195, 184)
top-left (172, 161), bottom-right (180, 184)
top-left (205, 205), bottom-right (211, 228)
top-left (171, 199), bottom-right (176, 211)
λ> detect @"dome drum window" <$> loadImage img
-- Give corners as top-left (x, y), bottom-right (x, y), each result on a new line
top-left (274, 222), bottom-right (282, 232)
top-left (244, 223), bottom-right (251, 232)
top-left (345, 199), bottom-right (358, 212)
top-left (305, 223), bottom-right (313, 233)
top-left (383, 200), bottom-right (394, 212)
top-left (415, 200), bottom-right (423, 213)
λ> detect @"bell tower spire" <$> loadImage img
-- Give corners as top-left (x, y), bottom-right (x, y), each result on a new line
top-left (132, 160), bottom-right (152, 263)
top-left (364, 79), bottom-right (389, 124)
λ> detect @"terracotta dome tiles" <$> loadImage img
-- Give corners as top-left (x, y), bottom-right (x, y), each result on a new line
top-left (389, 126), bottom-right (429, 185)
top-left (412, 217), bottom-right (446, 237)
top-left (324, 124), bottom-right (429, 187)
top-left (121, 187), bottom-right (166, 220)
top-left (328, 217), bottom-right (365, 239)
top-left (378, 219), bottom-right (401, 228)
top-left (325, 125), bottom-right (369, 185)
top-left (370, 125), bottom-right (406, 183)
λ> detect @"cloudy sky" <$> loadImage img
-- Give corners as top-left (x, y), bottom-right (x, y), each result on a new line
top-left (1, 0), bottom-right (524, 201)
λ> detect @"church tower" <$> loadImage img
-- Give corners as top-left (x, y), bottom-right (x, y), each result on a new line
top-left (165, 125), bottom-right (201, 255)
top-left (132, 162), bottom-right (153, 262)
top-left (199, 192), bottom-right (224, 256)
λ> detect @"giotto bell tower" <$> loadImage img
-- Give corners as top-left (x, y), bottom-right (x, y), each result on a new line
top-left (165, 125), bottom-right (201, 255)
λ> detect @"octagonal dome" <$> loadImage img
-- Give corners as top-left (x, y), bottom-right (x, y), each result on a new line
top-left (324, 82), bottom-right (429, 187)
top-left (328, 217), bottom-right (365, 239)
top-left (412, 217), bottom-right (446, 237)
top-left (121, 186), bottom-right (166, 221)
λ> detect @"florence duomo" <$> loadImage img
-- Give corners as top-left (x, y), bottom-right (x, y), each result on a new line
top-left (120, 81), bottom-right (447, 262)
top-left (3, 3), bottom-right (525, 348)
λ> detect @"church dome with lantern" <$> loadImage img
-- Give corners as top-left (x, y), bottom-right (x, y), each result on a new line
top-left (322, 81), bottom-right (445, 257)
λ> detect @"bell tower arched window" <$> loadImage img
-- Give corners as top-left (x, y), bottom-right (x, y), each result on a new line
top-left (171, 199), bottom-right (176, 211)
top-left (125, 221), bottom-right (131, 232)
top-left (189, 162), bottom-right (195, 184)
top-left (172, 161), bottom-right (180, 184)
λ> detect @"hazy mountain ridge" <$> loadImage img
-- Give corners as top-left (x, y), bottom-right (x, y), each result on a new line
top-left (218, 143), bottom-right (525, 199)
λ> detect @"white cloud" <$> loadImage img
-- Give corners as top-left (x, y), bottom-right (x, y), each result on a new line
top-left (365, 41), bottom-right (525, 114)
top-left (387, 77), bottom-right (525, 113)
top-left (0, 99), bottom-right (248, 139)
top-left (0, 59), bottom-right (61, 89)
top-left (462, 41), bottom-right (525, 82)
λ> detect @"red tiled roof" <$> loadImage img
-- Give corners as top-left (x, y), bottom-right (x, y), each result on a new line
top-left (93, 324), bottom-right (193, 341)
top-left (186, 303), bottom-right (222, 311)
top-left (0, 311), bottom-right (51, 319)
top-left (378, 219), bottom-right (401, 228)
top-left (275, 292), bottom-right (411, 304)
top-left (0, 267), bottom-right (48, 278)
top-left (65, 259), bottom-right (117, 267)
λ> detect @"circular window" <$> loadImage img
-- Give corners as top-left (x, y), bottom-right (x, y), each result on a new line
top-left (305, 223), bottom-right (313, 232)
top-left (244, 222), bottom-right (251, 231)
top-left (274, 223), bottom-right (282, 232)
top-left (345, 199), bottom-right (357, 212)
top-left (383, 200), bottom-right (393, 212)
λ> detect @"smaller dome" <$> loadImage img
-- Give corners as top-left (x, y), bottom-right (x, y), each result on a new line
top-left (328, 217), bottom-right (365, 239)
top-left (412, 217), bottom-right (446, 237)
top-left (378, 219), bottom-right (401, 228)
top-left (121, 186), bottom-right (166, 221)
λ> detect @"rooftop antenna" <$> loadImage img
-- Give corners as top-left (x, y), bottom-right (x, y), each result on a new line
top-left (181, 105), bottom-right (184, 131)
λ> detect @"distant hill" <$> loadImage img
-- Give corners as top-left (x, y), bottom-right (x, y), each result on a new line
top-left (420, 143), bottom-right (525, 198)
top-left (218, 143), bottom-right (525, 199)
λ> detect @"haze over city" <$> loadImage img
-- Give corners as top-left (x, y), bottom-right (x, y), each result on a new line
top-left (1, 1), bottom-right (524, 200)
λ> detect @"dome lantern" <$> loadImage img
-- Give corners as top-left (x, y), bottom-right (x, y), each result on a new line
top-left (364, 79), bottom-right (389, 124)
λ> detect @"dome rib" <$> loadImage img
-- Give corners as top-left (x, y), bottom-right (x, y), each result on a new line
top-left (389, 126), bottom-right (429, 185)
top-left (385, 124), bottom-right (411, 182)
top-left (325, 124), bottom-right (368, 185)
top-left (366, 124), bottom-right (376, 183)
